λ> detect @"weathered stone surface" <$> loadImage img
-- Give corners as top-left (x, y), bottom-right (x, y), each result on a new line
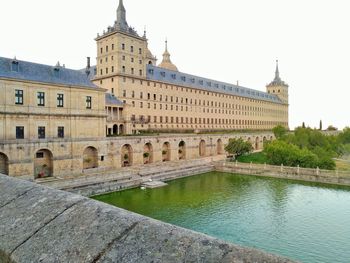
top-left (98, 218), bottom-right (293, 263)
top-left (0, 175), bottom-right (34, 207)
top-left (0, 174), bottom-right (297, 263)
top-left (0, 175), bottom-right (84, 255)
top-left (12, 200), bottom-right (145, 263)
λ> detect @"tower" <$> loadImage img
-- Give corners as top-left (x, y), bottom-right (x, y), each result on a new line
top-left (266, 60), bottom-right (289, 104)
top-left (94, 0), bottom-right (156, 94)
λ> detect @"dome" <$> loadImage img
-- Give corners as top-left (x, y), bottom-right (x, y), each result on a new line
top-left (158, 40), bottom-right (178, 72)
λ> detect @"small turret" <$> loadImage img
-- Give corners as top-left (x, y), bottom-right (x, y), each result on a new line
top-left (158, 39), bottom-right (178, 72)
top-left (266, 60), bottom-right (289, 104)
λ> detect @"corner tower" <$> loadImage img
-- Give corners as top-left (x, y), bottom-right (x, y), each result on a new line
top-left (266, 60), bottom-right (289, 104)
top-left (94, 0), bottom-right (156, 94)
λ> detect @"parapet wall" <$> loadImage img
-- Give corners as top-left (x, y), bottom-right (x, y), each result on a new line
top-left (0, 174), bottom-right (295, 263)
top-left (215, 161), bottom-right (350, 186)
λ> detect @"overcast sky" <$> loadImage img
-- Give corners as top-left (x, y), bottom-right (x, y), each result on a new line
top-left (1, 0), bottom-right (349, 130)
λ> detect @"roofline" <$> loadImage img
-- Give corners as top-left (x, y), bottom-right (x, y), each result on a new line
top-left (95, 29), bottom-right (145, 42)
top-left (0, 76), bottom-right (106, 92)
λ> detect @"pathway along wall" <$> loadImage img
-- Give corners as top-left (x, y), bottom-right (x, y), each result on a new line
top-left (0, 174), bottom-right (294, 263)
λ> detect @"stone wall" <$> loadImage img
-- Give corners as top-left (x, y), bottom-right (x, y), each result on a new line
top-left (0, 132), bottom-right (273, 179)
top-left (0, 174), bottom-right (295, 263)
top-left (215, 161), bottom-right (350, 186)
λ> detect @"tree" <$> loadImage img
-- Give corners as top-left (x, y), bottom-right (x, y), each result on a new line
top-left (302, 122), bottom-right (306, 128)
top-left (225, 138), bottom-right (253, 158)
top-left (327, 125), bottom-right (338, 131)
top-left (319, 120), bottom-right (323, 131)
top-left (272, 125), bottom-right (287, 139)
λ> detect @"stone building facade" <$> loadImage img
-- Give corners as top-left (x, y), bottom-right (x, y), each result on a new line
top-left (0, 0), bottom-right (287, 178)
top-left (95, 0), bottom-right (289, 135)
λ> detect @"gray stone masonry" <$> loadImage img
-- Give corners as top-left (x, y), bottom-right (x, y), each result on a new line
top-left (0, 174), bottom-right (297, 263)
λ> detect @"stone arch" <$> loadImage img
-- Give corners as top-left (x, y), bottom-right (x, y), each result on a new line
top-left (178, 141), bottom-right (186, 160)
top-left (34, 149), bottom-right (53, 179)
top-left (162, 142), bottom-right (171, 162)
top-left (83, 146), bottom-right (98, 170)
top-left (119, 124), bottom-right (124, 135)
top-left (217, 139), bottom-right (224, 155)
top-left (199, 140), bottom-right (206, 157)
top-left (121, 144), bottom-right (133, 167)
top-left (113, 124), bottom-right (118, 135)
top-left (143, 143), bottom-right (153, 164)
top-left (255, 137), bottom-right (260, 150)
top-left (0, 152), bottom-right (9, 175)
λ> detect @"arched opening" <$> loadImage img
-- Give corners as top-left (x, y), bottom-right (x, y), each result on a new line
top-left (143, 143), bottom-right (153, 164)
top-left (162, 142), bottom-right (171, 162)
top-left (83, 147), bottom-right (98, 170)
top-left (178, 141), bottom-right (186, 160)
top-left (113, 124), bottom-right (118, 135)
top-left (217, 139), bottom-right (224, 155)
top-left (148, 61), bottom-right (153, 65)
top-left (0, 153), bottom-right (9, 175)
top-left (34, 149), bottom-right (53, 179)
top-left (263, 136), bottom-right (267, 148)
top-left (199, 140), bottom-right (206, 157)
top-left (121, 144), bottom-right (133, 167)
top-left (119, 124), bottom-right (124, 135)
top-left (270, 136), bottom-right (274, 141)
top-left (255, 137), bottom-right (260, 150)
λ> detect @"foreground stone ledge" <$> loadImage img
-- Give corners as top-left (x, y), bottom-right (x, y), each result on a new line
top-left (0, 174), bottom-right (296, 263)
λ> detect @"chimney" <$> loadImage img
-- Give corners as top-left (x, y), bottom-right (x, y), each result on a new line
top-left (85, 57), bottom-right (91, 76)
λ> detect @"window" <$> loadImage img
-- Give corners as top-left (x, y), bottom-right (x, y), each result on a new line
top-left (58, 127), bottom-right (64, 138)
top-left (139, 48), bottom-right (142, 54)
top-left (139, 70), bottom-right (142, 76)
top-left (38, 127), bottom-right (45, 139)
top-left (122, 66), bottom-right (125, 73)
top-left (131, 58), bottom-right (134, 63)
top-left (86, 96), bottom-right (92, 109)
top-left (130, 46), bottom-right (134, 52)
top-left (122, 55), bottom-right (126, 61)
top-left (15, 89), bottom-right (23, 105)
top-left (16, 126), bottom-right (24, 139)
top-left (57, 94), bottom-right (64, 107)
top-left (122, 43), bottom-right (125, 50)
top-left (111, 66), bottom-right (114, 73)
top-left (123, 90), bottom-right (126, 97)
top-left (139, 60), bottom-right (142, 64)
top-left (12, 61), bottom-right (19, 72)
top-left (100, 48), bottom-right (103, 54)
top-left (131, 68), bottom-right (134, 74)
top-left (36, 152), bottom-right (44, 158)
top-left (112, 44), bottom-right (114, 50)
top-left (37, 92), bottom-right (45, 106)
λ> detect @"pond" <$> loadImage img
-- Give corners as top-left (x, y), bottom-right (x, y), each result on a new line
top-left (93, 172), bottom-right (350, 263)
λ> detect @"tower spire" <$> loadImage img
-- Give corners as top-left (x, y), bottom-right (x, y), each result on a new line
top-left (116, 0), bottom-right (128, 30)
top-left (275, 59), bottom-right (280, 80)
top-left (158, 39), bottom-right (178, 72)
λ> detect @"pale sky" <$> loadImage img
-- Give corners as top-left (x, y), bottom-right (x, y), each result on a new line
top-left (1, 0), bottom-right (349, 130)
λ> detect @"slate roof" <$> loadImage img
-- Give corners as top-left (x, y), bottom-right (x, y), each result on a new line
top-left (0, 57), bottom-right (97, 88)
top-left (106, 93), bottom-right (124, 106)
top-left (146, 64), bottom-right (283, 104)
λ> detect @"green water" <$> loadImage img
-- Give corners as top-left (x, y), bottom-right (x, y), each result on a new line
top-left (93, 172), bottom-right (350, 263)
